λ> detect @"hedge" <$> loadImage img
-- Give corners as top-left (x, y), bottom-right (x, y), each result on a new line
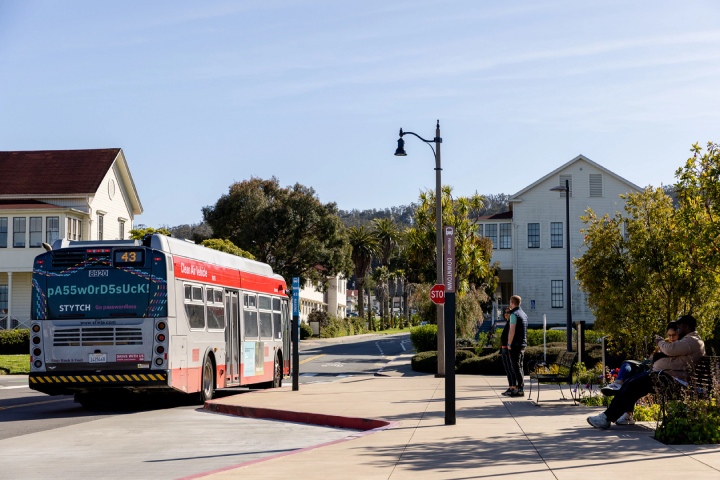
top-left (410, 324), bottom-right (438, 353)
top-left (412, 342), bottom-right (608, 375)
top-left (0, 329), bottom-right (30, 355)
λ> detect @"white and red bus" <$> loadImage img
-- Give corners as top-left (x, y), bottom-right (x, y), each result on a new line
top-left (29, 234), bottom-right (290, 406)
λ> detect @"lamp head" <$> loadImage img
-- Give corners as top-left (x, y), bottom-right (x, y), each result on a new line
top-left (550, 185), bottom-right (568, 192)
top-left (394, 130), bottom-right (407, 156)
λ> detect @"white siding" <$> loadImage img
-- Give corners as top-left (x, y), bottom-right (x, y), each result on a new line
top-left (510, 159), bottom-right (637, 325)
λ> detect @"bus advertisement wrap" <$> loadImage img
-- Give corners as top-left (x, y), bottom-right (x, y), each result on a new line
top-left (33, 251), bottom-right (168, 320)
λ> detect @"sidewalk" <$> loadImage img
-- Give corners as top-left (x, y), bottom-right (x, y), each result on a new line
top-left (197, 356), bottom-right (720, 479)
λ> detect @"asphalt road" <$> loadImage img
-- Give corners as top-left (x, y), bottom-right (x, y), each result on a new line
top-left (0, 332), bottom-right (411, 479)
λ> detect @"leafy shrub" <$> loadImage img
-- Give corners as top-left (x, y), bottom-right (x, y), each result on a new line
top-left (0, 329), bottom-right (29, 354)
top-left (410, 349), bottom-right (479, 374)
top-left (319, 315), bottom-right (369, 338)
top-left (527, 329), bottom-right (567, 346)
top-left (634, 402), bottom-right (660, 421)
top-left (655, 399), bottom-right (720, 444)
top-left (410, 324), bottom-right (438, 353)
top-left (299, 322), bottom-right (313, 340)
top-left (411, 351), bottom-right (437, 373)
top-left (457, 350), bottom-right (504, 375)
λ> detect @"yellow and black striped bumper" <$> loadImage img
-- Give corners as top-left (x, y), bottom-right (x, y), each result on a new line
top-left (29, 371), bottom-right (168, 394)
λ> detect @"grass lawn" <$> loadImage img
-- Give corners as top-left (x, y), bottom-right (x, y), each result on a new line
top-left (0, 355), bottom-right (30, 375)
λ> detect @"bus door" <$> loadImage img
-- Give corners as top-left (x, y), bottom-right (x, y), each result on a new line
top-left (224, 291), bottom-right (241, 386)
top-left (282, 299), bottom-right (291, 374)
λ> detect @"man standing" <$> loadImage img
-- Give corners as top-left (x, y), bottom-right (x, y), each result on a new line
top-left (587, 314), bottom-right (705, 429)
top-left (506, 295), bottom-right (528, 397)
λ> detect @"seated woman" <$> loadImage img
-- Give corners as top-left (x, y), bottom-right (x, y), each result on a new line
top-left (600, 321), bottom-right (679, 424)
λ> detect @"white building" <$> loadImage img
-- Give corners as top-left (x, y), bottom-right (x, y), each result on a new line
top-left (298, 275), bottom-right (347, 324)
top-left (0, 149), bottom-right (142, 329)
top-left (479, 155), bottom-right (642, 325)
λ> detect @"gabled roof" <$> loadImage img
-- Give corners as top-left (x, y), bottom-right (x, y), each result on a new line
top-left (0, 148), bottom-right (142, 215)
top-left (510, 154), bottom-right (643, 201)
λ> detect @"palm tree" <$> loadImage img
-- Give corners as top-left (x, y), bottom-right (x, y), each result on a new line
top-left (372, 218), bottom-right (400, 267)
top-left (373, 218), bottom-right (401, 324)
top-left (348, 226), bottom-right (378, 324)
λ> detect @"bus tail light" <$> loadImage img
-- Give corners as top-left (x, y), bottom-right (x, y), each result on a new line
top-left (33, 348), bottom-right (42, 356)
top-left (34, 360), bottom-right (42, 368)
top-left (32, 336), bottom-right (41, 345)
top-left (156, 321), bottom-right (166, 331)
top-left (155, 358), bottom-right (163, 366)
top-left (156, 345), bottom-right (165, 354)
top-left (32, 324), bottom-right (40, 333)
top-left (157, 333), bottom-right (166, 342)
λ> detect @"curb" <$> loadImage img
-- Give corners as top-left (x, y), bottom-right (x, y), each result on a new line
top-left (203, 401), bottom-right (394, 431)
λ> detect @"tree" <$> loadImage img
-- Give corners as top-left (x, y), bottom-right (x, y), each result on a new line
top-left (202, 177), bottom-right (351, 286)
top-left (129, 226), bottom-right (171, 240)
top-left (402, 186), bottom-right (497, 336)
top-left (348, 226), bottom-right (378, 326)
top-left (575, 186), bottom-right (720, 357)
top-left (200, 238), bottom-right (255, 259)
top-left (372, 218), bottom-right (402, 324)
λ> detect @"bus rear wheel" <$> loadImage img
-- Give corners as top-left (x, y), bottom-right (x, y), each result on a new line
top-left (197, 355), bottom-right (215, 404)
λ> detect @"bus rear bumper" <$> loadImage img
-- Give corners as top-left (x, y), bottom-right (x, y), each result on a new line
top-left (29, 370), bottom-right (170, 395)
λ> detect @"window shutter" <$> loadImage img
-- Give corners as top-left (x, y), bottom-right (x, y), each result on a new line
top-left (589, 173), bottom-right (603, 197)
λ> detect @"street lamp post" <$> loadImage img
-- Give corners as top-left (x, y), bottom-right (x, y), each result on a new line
top-left (395, 120), bottom-right (445, 376)
top-left (550, 179), bottom-right (573, 352)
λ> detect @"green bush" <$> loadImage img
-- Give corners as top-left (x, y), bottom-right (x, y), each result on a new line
top-left (411, 350), bottom-right (437, 373)
top-left (527, 329), bottom-right (567, 346)
top-left (0, 329), bottom-right (29, 355)
top-left (299, 322), bottom-right (313, 340)
top-left (411, 349), bottom-right (478, 374)
top-left (410, 324), bottom-right (438, 353)
top-left (656, 399), bottom-right (720, 444)
top-left (319, 315), bottom-right (369, 338)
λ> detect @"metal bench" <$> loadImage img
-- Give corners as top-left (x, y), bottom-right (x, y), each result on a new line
top-left (527, 351), bottom-right (578, 405)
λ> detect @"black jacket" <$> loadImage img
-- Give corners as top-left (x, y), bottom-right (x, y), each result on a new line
top-left (508, 306), bottom-right (528, 348)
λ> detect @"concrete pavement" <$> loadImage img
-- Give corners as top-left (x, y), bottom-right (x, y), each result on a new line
top-left (196, 354), bottom-right (720, 479)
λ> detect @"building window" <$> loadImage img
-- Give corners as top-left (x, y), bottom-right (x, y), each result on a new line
top-left (0, 285), bottom-right (7, 313)
top-left (527, 223), bottom-right (540, 248)
top-left (0, 217), bottom-right (7, 248)
top-left (559, 175), bottom-right (572, 198)
top-left (13, 217), bottom-right (26, 248)
top-left (550, 222), bottom-right (563, 248)
top-left (589, 173), bottom-right (603, 197)
top-left (499, 223), bottom-right (512, 249)
top-left (29, 217), bottom-right (42, 248)
top-left (485, 224), bottom-right (497, 249)
top-left (97, 214), bottom-right (104, 240)
top-left (119, 220), bottom-right (125, 240)
top-left (551, 280), bottom-right (564, 308)
top-left (67, 217), bottom-right (82, 241)
top-left (46, 217), bottom-right (59, 245)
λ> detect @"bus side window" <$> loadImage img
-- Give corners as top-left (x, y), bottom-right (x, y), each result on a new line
top-left (207, 288), bottom-right (225, 330)
top-left (258, 295), bottom-right (272, 338)
top-left (185, 283), bottom-right (205, 329)
top-left (244, 310), bottom-right (258, 338)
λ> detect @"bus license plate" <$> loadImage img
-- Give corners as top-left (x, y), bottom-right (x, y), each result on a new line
top-left (89, 353), bottom-right (107, 363)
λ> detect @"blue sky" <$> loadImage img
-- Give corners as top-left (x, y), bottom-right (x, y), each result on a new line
top-left (2, 1), bottom-right (720, 228)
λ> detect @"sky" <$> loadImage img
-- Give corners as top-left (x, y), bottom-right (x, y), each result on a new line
top-left (2, 0), bottom-right (720, 228)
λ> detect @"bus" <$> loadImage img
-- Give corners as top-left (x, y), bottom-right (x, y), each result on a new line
top-left (28, 234), bottom-right (290, 407)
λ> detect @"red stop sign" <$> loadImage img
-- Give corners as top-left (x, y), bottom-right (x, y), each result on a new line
top-left (429, 284), bottom-right (445, 305)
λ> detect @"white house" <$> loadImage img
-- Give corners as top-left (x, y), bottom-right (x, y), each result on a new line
top-left (298, 275), bottom-right (348, 325)
top-left (0, 149), bottom-right (142, 329)
top-left (479, 155), bottom-right (642, 325)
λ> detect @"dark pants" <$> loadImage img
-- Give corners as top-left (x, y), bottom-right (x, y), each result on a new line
top-left (604, 370), bottom-right (678, 422)
top-left (509, 347), bottom-right (525, 390)
top-left (501, 347), bottom-right (515, 387)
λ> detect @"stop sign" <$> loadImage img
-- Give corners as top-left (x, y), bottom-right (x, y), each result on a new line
top-left (429, 284), bottom-right (445, 305)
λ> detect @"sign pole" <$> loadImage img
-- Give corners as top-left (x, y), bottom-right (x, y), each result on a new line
top-left (444, 226), bottom-right (456, 425)
top-left (292, 277), bottom-right (300, 391)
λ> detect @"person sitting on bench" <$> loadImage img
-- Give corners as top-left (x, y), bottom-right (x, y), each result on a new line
top-left (587, 315), bottom-right (704, 429)
top-left (600, 321), bottom-right (679, 425)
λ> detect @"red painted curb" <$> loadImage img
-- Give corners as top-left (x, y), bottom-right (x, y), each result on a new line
top-left (203, 401), bottom-right (391, 431)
